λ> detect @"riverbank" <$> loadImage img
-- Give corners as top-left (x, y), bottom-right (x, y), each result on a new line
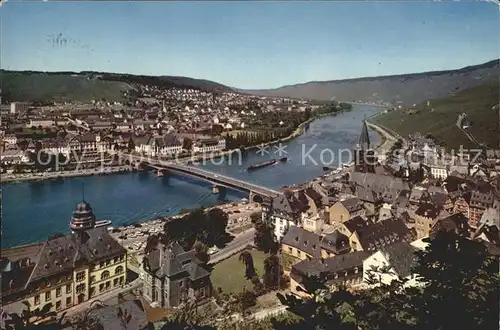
top-left (366, 122), bottom-right (399, 154)
top-left (1, 107), bottom-right (367, 185)
top-left (1, 165), bottom-right (132, 184)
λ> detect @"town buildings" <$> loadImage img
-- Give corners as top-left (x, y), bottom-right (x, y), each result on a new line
top-left (141, 242), bottom-right (212, 308)
top-left (10, 102), bottom-right (29, 115)
top-left (1, 201), bottom-right (127, 314)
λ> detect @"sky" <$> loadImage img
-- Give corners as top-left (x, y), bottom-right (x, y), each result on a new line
top-left (1, 1), bottom-right (499, 89)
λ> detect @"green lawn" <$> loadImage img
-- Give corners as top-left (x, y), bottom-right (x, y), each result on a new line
top-left (211, 249), bottom-right (268, 294)
top-left (374, 82), bottom-right (499, 149)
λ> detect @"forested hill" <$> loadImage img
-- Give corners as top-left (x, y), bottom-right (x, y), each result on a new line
top-left (0, 70), bottom-right (234, 103)
top-left (243, 59), bottom-right (500, 105)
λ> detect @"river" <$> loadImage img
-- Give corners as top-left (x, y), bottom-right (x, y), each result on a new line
top-left (1, 105), bottom-right (381, 248)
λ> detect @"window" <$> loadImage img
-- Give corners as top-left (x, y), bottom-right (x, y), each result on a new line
top-left (66, 284), bottom-right (71, 294)
top-left (99, 284), bottom-right (104, 292)
top-left (119, 276), bottom-right (124, 285)
top-left (76, 271), bottom-right (85, 282)
top-left (114, 278), bottom-right (119, 287)
top-left (56, 288), bottom-right (61, 297)
top-left (113, 257), bottom-right (119, 263)
top-left (66, 297), bottom-right (71, 306)
top-left (105, 281), bottom-right (110, 290)
top-left (115, 266), bottom-right (124, 275)
top-left (45, 292), bottom-right (51, 301)
top-left (90, 275), bottom-right (96, 284)
top-left (101, 270), bottom-right (110, 280)
top-left (34, 295), bottom-right (40, 305)
top-left (76, 284), bottom-right (85, 294)
top-left (106, 259), bottom-right (111, 267)
top-left (179, 281), bottom-right (183, 288)
top-left (287, 246), bottom-right (292, 253)
top-left (56, 301), bottom-right (62, 311)
top-left (120, 255), bottom-right (124, 262)
top-left (100, 261), bottom-right (105, 268)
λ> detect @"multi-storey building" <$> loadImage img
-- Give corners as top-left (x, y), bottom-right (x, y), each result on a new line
top-left (141, 242), bottom-right (212, 308)
top-left (269, 191), bottom-right (309, 242)
top-left (290, 251), bottom-right (369, 298)
top-left (192, 138), bottom-right (226, 153)
top-left (1, 201), bottom-right (127, 314)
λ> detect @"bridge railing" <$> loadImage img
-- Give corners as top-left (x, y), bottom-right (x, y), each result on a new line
top-left (127, 153), bottom-right (280, 195)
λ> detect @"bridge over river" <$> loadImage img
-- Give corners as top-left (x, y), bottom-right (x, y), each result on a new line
top-left (123, 153), bottom-right (281, 203)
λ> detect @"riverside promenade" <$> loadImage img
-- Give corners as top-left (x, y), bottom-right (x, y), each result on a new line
top-left (1, 165), bottom-right (131, 184)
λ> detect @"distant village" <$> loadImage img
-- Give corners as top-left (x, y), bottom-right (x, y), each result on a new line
top-left (0, 86), bottom-right (317, 173)
top-left (1, 83), bottom-right (500, 327)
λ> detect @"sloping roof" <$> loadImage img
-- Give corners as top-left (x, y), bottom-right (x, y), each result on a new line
top-left (340, 198), bottom-right (363, 213)
top-left (415, 203), bottom-right (442, 219)
top-left (28, 227), bottom-right (126, 283)
top-left (292, 251), bottom-right (369, 279)
top-left (379, 242), bottom-right (418, 278)
top-left (431, 213), bottom-right (471, 237)
top-left (355, 186), bottom-right (380, 203)
top-left (144, 242), bottom-right (210, 281)
top-left (480, 207), bottom-right (500, 229)
top-left (320, 230), bottom-right (350, 254)
top-left (87, 300), bottom-right (148, 330)
top-left (272, 191), bottom-right (309, 215)
top-left (343, 216), bottom-right (369, 235)
top-left (355, 218), bottom-right (411, 251)
top-left (281, 226), bottom-right (322, 257)
top-left (349, 172), bottom-right (410, 196)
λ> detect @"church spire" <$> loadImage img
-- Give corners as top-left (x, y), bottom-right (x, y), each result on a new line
top-left (357, 119), bottom-right (371, 150)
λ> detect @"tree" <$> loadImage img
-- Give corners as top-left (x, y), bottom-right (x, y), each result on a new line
top-left (250, 212), bottom-right (262, 223)
top-left (253, 218), bottom-right (275, 253)
top-left (154, 301), bottom-right (216, 330)
top-left (205, 208), bottom-right (228, 245)
top-left (273, 231), bottom-right (500, 330)
top-left (127, 138), bottom-right (135, 152)
top-left (237, 290), bottom-right (257, 314)
top-left (263, 254), bottom-right (281, 290)
top-left (239, 251), bottom-right (257, 279)
top-left (183, 137), bottom-right (193, 151)
top-left (145, 234), bottom-right (160, 254)
top-left (193, 241), bottom-right (210, 265)
top-left (3, 302), bottom-right (70, 330)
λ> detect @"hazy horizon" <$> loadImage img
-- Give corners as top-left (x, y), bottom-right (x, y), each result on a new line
top-left (1, 1), bottom-right (499, 89)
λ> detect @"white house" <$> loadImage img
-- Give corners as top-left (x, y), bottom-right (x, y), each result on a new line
top-left (149, 134), bottom-right (183, 156)
top-left (192, 138), bottom-right (226, 153)
top-left (1, 149), bottom-right (30, 165)
top-left (362, 241), bottom-right (420, 288)
top-left (3, 134), bottom-right (17, 146)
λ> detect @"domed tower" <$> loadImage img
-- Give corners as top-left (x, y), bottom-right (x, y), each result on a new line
top-left (70, 201), bottom-right (96, 233)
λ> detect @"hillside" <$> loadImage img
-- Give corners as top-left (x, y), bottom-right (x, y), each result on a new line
top-left (374, 81), bottom-right (499, 149)
top-left (0, 70), bottom-right (234, 103)
top-left (244, 60), bottom-right (499, 105)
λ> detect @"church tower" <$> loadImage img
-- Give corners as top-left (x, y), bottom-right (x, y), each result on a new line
top-left (353, 120), bottom-right (376, 173)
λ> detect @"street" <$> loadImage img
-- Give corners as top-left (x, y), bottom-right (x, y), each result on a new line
top-left (209, 227), bottom-right (255, 264)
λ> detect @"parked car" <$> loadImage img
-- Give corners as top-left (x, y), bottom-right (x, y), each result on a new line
top-left (208, 246), bottom-right (219, 255)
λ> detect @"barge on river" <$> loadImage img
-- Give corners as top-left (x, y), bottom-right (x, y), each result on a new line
top-left (247, 159), bottom-right (278, 171)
